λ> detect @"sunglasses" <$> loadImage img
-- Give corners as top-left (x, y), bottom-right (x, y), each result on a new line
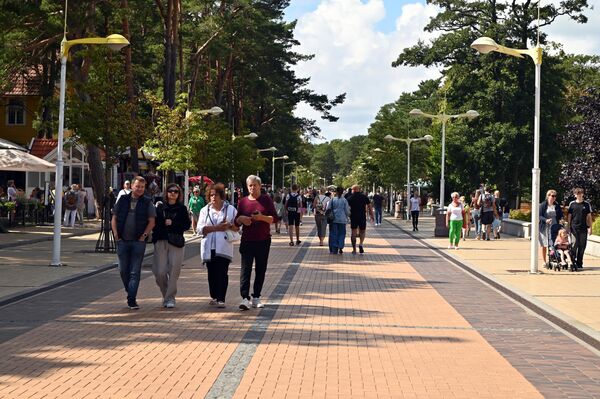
top-left (168, 189), bottom-right (180, 194)
top-left (548, 194), bottom-right (556, 197)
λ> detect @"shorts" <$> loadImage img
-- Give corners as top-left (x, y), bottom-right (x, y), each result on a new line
top-left (288, 212), bottom-right (301, 226)
top-left (350, 218), bottom-right (367, 230)
top-left (481, 211), bottom-right (494, 225)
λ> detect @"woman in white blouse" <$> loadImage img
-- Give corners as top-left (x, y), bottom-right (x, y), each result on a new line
top-left (198, 183), bottom-right (238, 308)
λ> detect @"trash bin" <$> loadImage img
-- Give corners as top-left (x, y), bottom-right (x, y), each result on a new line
top-left (394, 201), bottom-right (402, 218)
top-left (434, 208), bottom-right (449, 237)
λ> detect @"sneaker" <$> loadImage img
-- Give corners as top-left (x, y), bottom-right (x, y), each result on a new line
top-left (209, 298), bottom-right (218, 306)
top-left (448, 245), bottom-right (453, 249)
top-left (296, 240), bottom-right (302, 246)
top-left (359, 245), bottom-right (364, 254)
top-left (339, 249), bottom-right (343, 254)
top-left (165, 299), bottom-right (175, 308)
top-left (416, 227), bottom-right (419, 231)
top-left (128, 300), bottom-right (139, 310)
top-left (252, 298), bottom-right (264, 308)
top-left (239, 298), bottom-right (251, 310)
top-left (217, 301), bottom-right (226, 308)
top-left (454, 246), bottom-right (459, 250)
top-left (289, 241), bottom-right (294, 246)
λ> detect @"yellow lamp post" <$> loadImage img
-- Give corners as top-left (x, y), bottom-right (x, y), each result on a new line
top-left (51, 1), bottom-right (130, 266)
top-left (471, 36), bottom-right (542, 274)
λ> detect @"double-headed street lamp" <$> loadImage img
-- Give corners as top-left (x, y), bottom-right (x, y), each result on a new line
top-left (272, 155), bottom-right (288, 190)
top-left (51, 1), bottom-right (130, 267)
top-left (283, 161), bottom-right (296, 189)
top-left (471, 36), bottom-right (542, 274)
top-left (409, 108), bottom-right (478, 210)
top-left (384, 135), bottom-right (433, 219)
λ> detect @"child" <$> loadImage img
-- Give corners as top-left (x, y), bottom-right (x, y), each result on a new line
top-left (554, 229), bottom-right (573, 268)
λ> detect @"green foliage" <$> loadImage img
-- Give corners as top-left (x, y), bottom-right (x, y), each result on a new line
top-left (592, 216), bottom-right (600, 236)
top-left (509, 209), bottom-right (531, 222)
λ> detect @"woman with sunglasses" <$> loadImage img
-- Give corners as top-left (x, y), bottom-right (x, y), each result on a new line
top-left (152, 183), bottom-right (191, 308)
top-left (197, 183), bottom-right (238, 308)
top-left (539, 189), bottom-right (564, 267)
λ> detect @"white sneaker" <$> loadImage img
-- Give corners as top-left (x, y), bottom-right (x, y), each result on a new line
top-left (448, 245), bottom-right (453, 249)
top-left (251, 298), bottom-right (264, 308)
top-left (165, 299), bottom-right (175, 308)
top-left (209, 298), bottom-right (218, 306)
top-left (455, 246), bottom-right (459, 250)
top-left (217, 301), bottom-right (226, 308)
top-left (239, 298), bottom-right (251, 310)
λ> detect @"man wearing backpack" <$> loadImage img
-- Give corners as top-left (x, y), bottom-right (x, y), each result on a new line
top-left (284, 184), bottom-right (302, 246)
top-left (63, 185), bottom-right (78, 227)
top-left (477, 185), bottom-right (498, 240)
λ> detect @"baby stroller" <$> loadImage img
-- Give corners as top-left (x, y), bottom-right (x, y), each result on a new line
top-left (546, 225), bottom-right (574, 272)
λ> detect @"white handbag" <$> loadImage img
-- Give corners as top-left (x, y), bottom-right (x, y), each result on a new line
top-left (224, 229), bottom-right (241, 242)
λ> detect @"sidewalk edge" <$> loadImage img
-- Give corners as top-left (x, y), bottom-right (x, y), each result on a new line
top-left (386, 219), bottom-right (600, 352)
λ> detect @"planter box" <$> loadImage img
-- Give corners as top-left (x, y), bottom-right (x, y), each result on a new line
top-left (586, 235), bottom-right (600, 257)
top-left (502, 219), bottom-right (531, 239)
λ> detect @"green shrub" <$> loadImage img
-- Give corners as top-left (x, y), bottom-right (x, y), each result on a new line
top-left (509, 209), bottom-right (531, 222)
top-left (593, 216), bottom-right (600, 236)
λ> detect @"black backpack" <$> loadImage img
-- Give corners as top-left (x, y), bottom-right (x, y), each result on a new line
top-left (286, 193), bottom-right (299, 212)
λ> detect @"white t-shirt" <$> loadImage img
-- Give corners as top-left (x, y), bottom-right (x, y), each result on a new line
top-left (447, 202), bottom-right (464, 221)
top-left (7, 186), bottom-right (17, 201)
top-left (410, 197), bottom-right (421, 212)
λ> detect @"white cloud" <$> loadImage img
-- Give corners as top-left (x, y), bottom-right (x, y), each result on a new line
top-left (545, 1), bottom-right (600, 55)
top-left (291, 0), bottom-right (440, 141)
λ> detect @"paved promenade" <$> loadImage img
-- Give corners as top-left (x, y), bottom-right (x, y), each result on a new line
top-left (0, 218), bottom-right (599, 398)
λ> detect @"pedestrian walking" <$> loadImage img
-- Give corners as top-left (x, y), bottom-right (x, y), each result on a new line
top-left (313, 188), bottom-right (330, 246)
top-left (460, 195), bottom-right (471, 240)
top-left (198, 183), bottom-right (238, 308)
top-left (409, 191), bottom-right (421, 231)
top-left (327, 186), bottom-right (350, 254)
top-left (273, 195), bottom-right (284, 234)
top-left (284, 184), bottom-right (302, 246)
top-left (446, 192), bottom-right (464, 250)
top-left (347, 185), bottom-right (374, 254)
top-left (568, 187), bottom-right (593, 270)
top-left (235, 175), bottom-right (277, 310)
top-left (152, 183), bottom-right (191, 308)
top-left (539, 189), bottom-right (564, 267)
top-left (111, 176), bottom-right (156, 310)
top-left (493, 190), bottom-right (503, 239)
top-left (189, 186), bottom-right (205, 236)
top-left (63, 185), bottom-right (78, 227)
top-left (116, 180), bottom-right (131, 202)
top-left (373, 190), bottom-right (384, 226)
top-left (478, 185), bottom-right (497, 240)
top-left (76, 184), bottom-right (87, 226)
top-left (470, 191), bottom-right (482, 239)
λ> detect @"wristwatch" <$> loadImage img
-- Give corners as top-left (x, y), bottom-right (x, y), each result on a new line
top-left (142, 233), bottom-right (148, 238)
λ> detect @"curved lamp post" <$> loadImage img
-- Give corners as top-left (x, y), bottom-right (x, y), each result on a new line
top-left (471, 36), bottom-right (542, 274)
top-left (384, 134), bottom-right (433, 219)
top-left (230, 132), bottom-right (257, 197)
top-left (51, 1), bottom-right (130, 267)
top-left (272, 155), bottom-right (288, 190)
top-left (409, 108), bottom-right (478, 210)
top-left (257, 147), bottom-right (277, 178)
top-left (283, 161), bottom-right (296, 189)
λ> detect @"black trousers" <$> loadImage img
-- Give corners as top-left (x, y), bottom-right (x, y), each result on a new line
top-left (411, 211), bottom-right (419, 229)
top-left (206, 251), bottom-right (231, 302)
top-left (572, 229), bottom-right (588, 268)
top-left (239, 239), bottom-right (271, 300)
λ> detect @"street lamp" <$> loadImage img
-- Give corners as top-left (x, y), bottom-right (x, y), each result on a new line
top-left (471, 36), bottom-right (542, 274)
top-left (283, 161), bottom-right (296, 189)
top-left (257, 147), bottom-right (277, 177)
top-left (409, 108), bottom-right (478, 210)
top-left (51, 0), bottom-right (130, 266)
top-left (319, 176), bottom-right (326, 187)
top-left (384, 134), bottom-right (433, 219)
top-left (183, 106), bottom-right (224, 209)
top-left (272, 155), bottom-right (289, 190)
top-left (229, 132), bottom-right (257, 198)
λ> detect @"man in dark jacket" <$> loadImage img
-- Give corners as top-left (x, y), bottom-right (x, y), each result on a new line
top-left (111, 176), bottom-right (156, 309)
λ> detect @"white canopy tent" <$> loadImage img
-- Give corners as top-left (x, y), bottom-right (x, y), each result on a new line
top-left (0, 139), bottom-right (56, 172)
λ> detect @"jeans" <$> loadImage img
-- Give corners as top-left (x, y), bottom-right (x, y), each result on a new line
top-left (63, 209), bottom-right (77, 227)
top-left (328, 222), bottom-right (346, 253)
top-left (239, 239), bottom-right (271, 300)
top-left (206, 251), bottom-right (231, 302)
top-left (572, 229), bottom-right (588, 268)
top-left (152, 240), bottom-right (185, 303)
top-left (411, 211), bottom-right (419, 230)
top-left (116, 240), bottom-right (147, 301)
top-left (374, 207), bottom-right (382, 224)
top-left (472, 209), bottom-right (481, 236)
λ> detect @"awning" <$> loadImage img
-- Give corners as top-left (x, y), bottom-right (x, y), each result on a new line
top-left (0, 139), bottom-right (56, 172)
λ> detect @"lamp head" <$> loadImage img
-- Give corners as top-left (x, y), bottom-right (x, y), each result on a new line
top-left (246, 132), bottom-right (258, 139)
top-left (283, 155), bottom-right (289, 160)
top-left (383, 134), bottom-right (395, 141)
top-left (424, 134), bottom-right (434, 141)
top-left (465, 110), bottom-right (479, 120)
top-left (106, 34), bottom-right (130, 52)
top-left (208, 106), bottom-right (223, 115)
top-left (373, 147), bottom-right (385, 152)
top-left (269, 146), bottom-right (277, 151)
top-left (409, 108), bottom-right (424, 117)
top-left (470, 37), bottom-right (498, 54)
